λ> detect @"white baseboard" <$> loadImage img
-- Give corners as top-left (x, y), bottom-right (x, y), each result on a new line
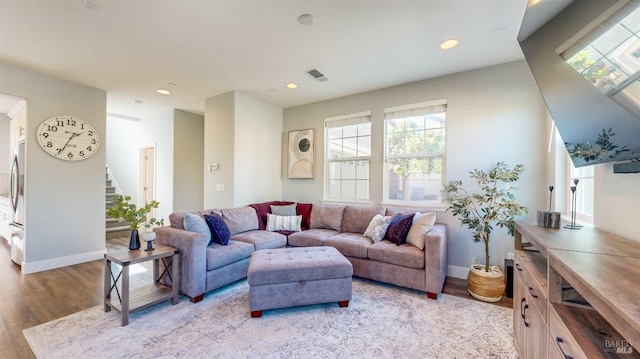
top-left (21, 249), bottom-right (105, 274)
top-left (447, 265), bottom-right (469, 279)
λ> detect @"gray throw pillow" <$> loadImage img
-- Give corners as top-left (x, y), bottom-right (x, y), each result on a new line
top-left (183, 213), bottom-right (212, 244)
top-left (270, 203), bottom-right (297, 216)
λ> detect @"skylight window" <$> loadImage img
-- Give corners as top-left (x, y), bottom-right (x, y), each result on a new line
top-left (565, 4), bottom-right (640, 116)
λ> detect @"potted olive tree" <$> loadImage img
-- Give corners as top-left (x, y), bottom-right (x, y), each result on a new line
top-left (106, 195), bottom-right (164, 250)
top-left (442, 162), bottom-right (528, 302)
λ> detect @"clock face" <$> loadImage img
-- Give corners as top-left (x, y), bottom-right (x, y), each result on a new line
top-left (36, 116), bottom-right (100, 161)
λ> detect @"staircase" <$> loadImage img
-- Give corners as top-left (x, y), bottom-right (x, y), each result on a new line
top-left (105, 170), bottom-right (130, 239)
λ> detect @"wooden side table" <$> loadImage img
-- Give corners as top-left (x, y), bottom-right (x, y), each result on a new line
top-left (104, 244), bottom-right (180, 326)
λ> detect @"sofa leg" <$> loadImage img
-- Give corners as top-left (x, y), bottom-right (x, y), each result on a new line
top-left (251, 310), bottom-right (263, 318)
top-left (190, 294), bottom-right (204, 303)
top-left (338, 300), bottom-right (349, 308)
top-left (426, 292), bottom-right (439, 300)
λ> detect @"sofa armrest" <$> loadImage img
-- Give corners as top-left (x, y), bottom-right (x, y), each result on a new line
top-left (423, 223), bottom-right (448, 296)
top-left (154, 226), bottom-right (209, 299)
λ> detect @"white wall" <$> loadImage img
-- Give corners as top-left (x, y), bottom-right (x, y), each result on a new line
top-left (174, 109), bottom-right (204, 212)
top-left (204, 92), bottom-right (235, 209)
top-left (283, 60), bottom-right (549, 272)
top-left (203, 91), bottom-right (283, 208)
top-left (234, 92), bottom-right (283, 206)
top-left (106, 110), bottom-right (174, 222)
top-left (594, 166), bottom-right (640, 239)
top-left (0, 114), bottom-right (9, 194)
top-left (0, 62), bottom-right (106, 273)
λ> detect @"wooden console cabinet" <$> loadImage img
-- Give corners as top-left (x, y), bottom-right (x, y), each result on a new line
top-left (514, 221), bottom-right (640, 359)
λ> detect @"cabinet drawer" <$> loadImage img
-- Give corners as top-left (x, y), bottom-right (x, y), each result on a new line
top-left (515, 251), bottom-right (548, 323)
top-left (548, 304), bottom-right (587, 359)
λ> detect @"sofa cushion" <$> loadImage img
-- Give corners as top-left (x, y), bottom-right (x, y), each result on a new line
top-left (385, 207), bottom-right (423, 217)
top-left (206, 240), bottom-right (254, 271)
top-left (248, 201), bottom-right (294, 230)
top-left (310, 204), bottom-right (345, 231)
top-left (221, 207), bottom-right (259, 235)
top-left (323, 233), bottom-right (371, 259)
top-left (406, 211), bottom-right (437, 250)
top-left (287, 228), bottom-right (338, 247)
top-left (266, 214), bottom-right (302, 232)
top-left (270, 203), bottom-right (297, 216)
top-left (170, 209), bottom-right (222, 230)
top-left (204, 213), bottom-right (231, 245)
top-left (368, 240), bottom-right (425, 269)
top-left (342, 205), bottom-right (386, 233)
top-left (232, 230), bottom-right (287, 250)
top-left (384, 213), bottom-right (415, 245)
top-left (295, 202), bottom-right (313, 231)
top-left (183, 213), bottom-right (211, 243)
top-left (363, 214), bottom-right (393, 243)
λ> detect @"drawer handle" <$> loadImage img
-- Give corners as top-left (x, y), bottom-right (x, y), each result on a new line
top-left (555, 337), bottom-right (574, 359)
top-left (528, 286), bottom-right (538, 298)
top-left (515, 263), bottom-right (523, 271)
top-left (522, 303), bottom-right (530, 327)
top-left (520, 298), bottom-right (526, 319)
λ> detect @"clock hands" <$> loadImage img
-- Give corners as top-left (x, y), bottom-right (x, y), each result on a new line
top-left (57, 131), bottom-right (83, 155)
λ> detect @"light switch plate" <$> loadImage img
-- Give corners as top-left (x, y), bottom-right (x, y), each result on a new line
top-left (216, 184), bottom-right (225, 192)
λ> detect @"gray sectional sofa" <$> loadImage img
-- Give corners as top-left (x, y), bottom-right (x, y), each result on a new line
top-left (154, 202), bottom-right (447, 303)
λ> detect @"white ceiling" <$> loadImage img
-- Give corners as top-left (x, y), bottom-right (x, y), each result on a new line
top-left (0, 0), bottom-right (567, 119)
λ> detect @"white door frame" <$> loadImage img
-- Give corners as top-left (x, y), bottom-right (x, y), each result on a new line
top-left (138, 144), bottom-right (157, 218)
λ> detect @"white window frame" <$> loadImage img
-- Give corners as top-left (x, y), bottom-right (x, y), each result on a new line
top-left (566, 154), bottom-right (595, 224)
top-left (382, 99), bottom-right (447, 208)
top-left (323, 111), bottom-right (372, 203)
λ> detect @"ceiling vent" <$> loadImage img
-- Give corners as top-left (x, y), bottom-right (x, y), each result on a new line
top-left (306, 68), bottom-right (328, 82)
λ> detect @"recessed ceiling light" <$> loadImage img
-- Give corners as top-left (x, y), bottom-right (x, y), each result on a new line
top-left (298, 14), bottom-right (315, 26)
top-left (440, 39), bottom-right (458, 50)
top-left (157, 89), bottom-right (170, 95)
top-left (286, 83), bottom-right (298, 89)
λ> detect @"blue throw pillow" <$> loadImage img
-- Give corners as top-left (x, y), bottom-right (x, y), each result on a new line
top-left (204, 213), bottom-right (231, 245)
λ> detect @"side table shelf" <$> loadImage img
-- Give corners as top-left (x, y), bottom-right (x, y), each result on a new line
top-left (104, 244), bottom-right (180, 326)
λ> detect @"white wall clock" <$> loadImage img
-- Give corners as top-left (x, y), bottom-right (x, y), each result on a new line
top-left (36, 116), bottom-right (100, 161)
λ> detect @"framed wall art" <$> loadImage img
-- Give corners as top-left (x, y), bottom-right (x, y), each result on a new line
top-left (288, 129), bottom-right (314, 178)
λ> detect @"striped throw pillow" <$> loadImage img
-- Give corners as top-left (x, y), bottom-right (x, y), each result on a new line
top-left (266, 213), bottom-right (302, 232)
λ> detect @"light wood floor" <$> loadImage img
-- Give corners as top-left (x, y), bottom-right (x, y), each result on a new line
top-left (0, 237), bottom-right (512, 359)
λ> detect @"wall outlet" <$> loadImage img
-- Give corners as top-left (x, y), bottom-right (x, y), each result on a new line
top-left (216, 184), bottom-right (225, 192)
top-left (507, 252), bottom-right (515, 260)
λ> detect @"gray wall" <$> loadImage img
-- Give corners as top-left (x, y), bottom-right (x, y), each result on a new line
top-left (203, 91), bottom-right (283, 208)
top-left (283, 60), bottom-right (549, 272)
top-left (174, 109), bottom-right (204, 212)
top-left (0, 62), bottom-right (106, 273)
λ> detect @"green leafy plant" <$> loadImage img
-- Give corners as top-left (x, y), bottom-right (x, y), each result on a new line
top-left (106, 195), bottom-right (164, 230)
top-left (565, 128), bottom-right (629, 163)
top-left (442, 162), bottom-right (528, 273)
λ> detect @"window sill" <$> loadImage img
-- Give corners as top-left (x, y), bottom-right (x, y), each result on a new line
top-left (380, 201), bottom-right (448, 212)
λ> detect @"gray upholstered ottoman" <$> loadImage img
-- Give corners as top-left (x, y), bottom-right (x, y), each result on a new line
top-left (247, 246), bottom-right (353, 318)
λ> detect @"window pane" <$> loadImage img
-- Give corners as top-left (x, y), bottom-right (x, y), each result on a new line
top-left (592, 24), bottom-right (633, 55)
top-left (328, 161), bottom-right (341, 180)
top-left (342, 137), bottom-right (358, 157)
top-left (622, 7), bottom-right (640, 33)
top-left (387, 118), bottom-right (404, 133)
top-left (358, 122), bottom-right (371, 136)
top-left (341, 180), bottom-right (356, 199)
top-left (358, 136), bottom-right (371, 157)
top-left (329, 180), bottom-right (341, 198)
top-left (356, 160), bottom-right (369, 179)
top-left (387, 156), bottom-right (443, 202)
top-left (343, 124), bottom-right (358, 138)
top-left (356, 180), bottom-right (369, 199)
top-left (408, 116), bottom-right (425, 130)
top-left (425, 128), bottom-right (446, 153)
top-left (328, 127), bottom-right (342, 140)
top-left (341, 161), bottom-right (356, 180)
top-left (329, 139), bottom-right (342, 159)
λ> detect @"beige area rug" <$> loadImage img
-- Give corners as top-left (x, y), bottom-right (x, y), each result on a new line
top-left (24, 278), bottom-right (516, 359)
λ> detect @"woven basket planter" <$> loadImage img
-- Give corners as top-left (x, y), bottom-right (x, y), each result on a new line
top-left (467, 258), bottom-right (506, 302)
